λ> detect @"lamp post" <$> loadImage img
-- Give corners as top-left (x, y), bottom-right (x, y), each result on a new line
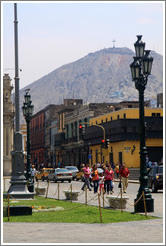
top-left (6, 3), bottom-right (35, 199)
top-left (130, 35), bottom-right (154, 212)
top-left (22, 89), bottom-right (34, 192)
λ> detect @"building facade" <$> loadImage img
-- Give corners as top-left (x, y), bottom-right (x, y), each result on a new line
top-left (157, 93), bottom-right (163, 108)
top-left (62, 102), bottom-right (125, 169)
top-left (54, 99), bottom-right (84, 167)
top-left (3, 74), bottom-right (14, 176)
top-left (83, 108), bottom-right (163, 168)
top-left (30, 109), bottom-right (45, 168)
top-left (20, 124), bottom-right (27, 166)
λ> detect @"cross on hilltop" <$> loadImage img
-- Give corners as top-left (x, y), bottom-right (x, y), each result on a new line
top-left (112, 39), bottom-right (116, 48)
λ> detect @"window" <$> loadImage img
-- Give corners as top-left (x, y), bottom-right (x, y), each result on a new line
top-left (71, 123), bottom-right (74, 138)
top-left (95, 149), bottom-right (98, 163)
top-left (106, 118), bottom-right (108, 122)
top-left (157, 113), bottom-right (161, 117)
top-left (101, 120), bottom-right (103, 123)
top-left (111, 117), bottom-right (113, 121)
top-left (152, 113), bottom-right (155, 117)
top-left (123, 113), bottom-right (126, 119)
top-left (133, 126), bottom-right (136, 132)
top-left (117, 115), bottom-right (120, 119)
top-left (96, 121), bottom-right (98, 124)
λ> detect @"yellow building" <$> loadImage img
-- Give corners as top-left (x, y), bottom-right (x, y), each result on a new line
top-left (86, 108), bottom-right (163, 168)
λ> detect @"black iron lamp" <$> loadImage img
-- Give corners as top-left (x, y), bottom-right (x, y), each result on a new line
top-left (134, 35), bottom-right (145, 58)
top-left (22, 89), bottom-right (34, 192)
top-left (130, 35), bottom-right (154, 212)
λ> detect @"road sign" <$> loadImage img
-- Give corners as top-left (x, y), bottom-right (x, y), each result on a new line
top-left (88, 154), bottom-right (91, 159)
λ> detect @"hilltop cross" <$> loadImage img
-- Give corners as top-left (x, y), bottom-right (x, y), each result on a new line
top-left (112, 39), bottom-right (116, 48)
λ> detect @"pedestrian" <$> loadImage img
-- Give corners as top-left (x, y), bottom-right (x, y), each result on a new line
top-left (119, 163), bottom-right (129, 193)
top-left (89, 172), bottom-right (94, 188)
top-left (31, 165), bottom-right (36, 183)
top-left (111, 162), bottom-right (115, 170)
top-left (115, 164), bottom-right (120, 179)
top-left (102, 165), bottom-right (107, 192)
top-left (105, 166), bottom-right (115, 194)
top-left (99, 172), bottom-right (105, 195)
top-left (81, 163), bottom-right (92, 191)
top-left (91, 164), bottom-right (99, 193)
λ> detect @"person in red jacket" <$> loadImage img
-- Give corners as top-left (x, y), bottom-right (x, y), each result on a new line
top-left (91, 164), bottom-right (99, 193)
top-left (119, 163), bottom-right (129, 193)
top-left (105, 166), bottom-right (115, 194)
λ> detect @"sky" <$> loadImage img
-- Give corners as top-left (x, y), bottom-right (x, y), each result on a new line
top-left (2, 1), bottom-right (165, 89)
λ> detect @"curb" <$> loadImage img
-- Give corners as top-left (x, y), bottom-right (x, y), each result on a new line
top-left (115, 179), bottom-right (139, 184)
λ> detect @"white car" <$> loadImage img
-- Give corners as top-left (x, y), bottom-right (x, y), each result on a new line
top-left (47, 168), bottom-right (72, 183)
top-left (64, 166), bottom-right (79, 180)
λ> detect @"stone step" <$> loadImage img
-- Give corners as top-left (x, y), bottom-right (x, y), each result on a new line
top-left (128, 168), bottom-right (140, 180)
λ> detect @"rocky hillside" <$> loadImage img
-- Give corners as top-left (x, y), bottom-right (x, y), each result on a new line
top-left (20, 47), bottom-right (163, 115)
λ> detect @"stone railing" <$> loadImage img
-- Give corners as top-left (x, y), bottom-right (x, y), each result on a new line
top-left (106, 195), bottom-right (129, 209)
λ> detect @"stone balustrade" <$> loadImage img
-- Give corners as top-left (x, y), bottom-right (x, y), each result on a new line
top-left (106, 195), bottom-right (129, 209)
top-left (63, 190), bottom-right (80, 201)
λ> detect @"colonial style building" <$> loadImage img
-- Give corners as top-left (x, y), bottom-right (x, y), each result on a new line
top-left (157, 93), bottom-right (163, 108)
top-left (30, 104), bottom-right (67, 168)
top-left (30, 108), bottom-right (45, 167)
top-left (20, 124), bottom-right (27, 166)
top-left (62, 102), bottom-right (125, 169)
top-left (83, 108), bottom-right (163, 168)
top-left (29, 97), bottom-right (161, 170)
top-left (3, 74), bottom-right (14, 176)
top-left (54, 99), bottom-right (83, 167)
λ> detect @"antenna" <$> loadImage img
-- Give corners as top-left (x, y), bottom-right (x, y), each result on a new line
top-left (112, 39), bottom-right (116, 48)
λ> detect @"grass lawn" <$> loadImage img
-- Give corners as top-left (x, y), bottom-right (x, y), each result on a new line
top-left (3, 196), bottom-right (158, 223)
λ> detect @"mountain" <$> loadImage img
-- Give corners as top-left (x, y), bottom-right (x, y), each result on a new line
top-left (20, 47), bottom-right (163, 116)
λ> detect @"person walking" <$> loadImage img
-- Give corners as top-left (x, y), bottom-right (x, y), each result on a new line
top-left (115, 164), bottom-right (120, 179)
top-left (119, 163), bottom-right (129, 193)
top-left (99, 172), bottom-right (105, 195)
top-left (31, 165), bottom-right (36, 183)
top-left (81, 163), bottom-right (92, 191)
top-left (102, 165), bottom-right (107, 193)
top-left (91, 164), bottom-right (99, 193)
top-left (105, 166), bottom-right (115, 194)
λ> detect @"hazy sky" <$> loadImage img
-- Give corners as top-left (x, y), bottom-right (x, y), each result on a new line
top-left (2, 1), bottom-right (164, 89)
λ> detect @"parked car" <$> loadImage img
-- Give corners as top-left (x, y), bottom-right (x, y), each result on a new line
top-left (76, 167), bottom-right (104, 181)
top-left (64, 166), bottom-right (79, 180)
top-left (148, 165), bottom-right (163, 192)
top-left (47, 168), bottom-right (72, 183)
top-left (35, 168), bottom-right (54, 181)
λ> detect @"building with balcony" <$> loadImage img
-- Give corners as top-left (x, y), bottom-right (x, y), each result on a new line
top-left (83, 108), bottom-right (163, 168)
top-left (62, 102), bottom-right (121, 169)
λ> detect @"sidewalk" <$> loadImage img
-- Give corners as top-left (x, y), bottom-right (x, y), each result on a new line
top-left (3, 219), bottom-right (163, 244)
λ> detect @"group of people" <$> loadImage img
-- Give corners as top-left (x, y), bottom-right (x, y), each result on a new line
top-left (81, 162), bottom-right (129, 194)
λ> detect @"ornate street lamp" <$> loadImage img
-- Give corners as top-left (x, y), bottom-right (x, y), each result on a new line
top-left (130, 35), bottom-right (154, 212)
top-left (22, 89), bottom-right (34, 192)
top-left (6, 3), bottom-right (34, 199)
